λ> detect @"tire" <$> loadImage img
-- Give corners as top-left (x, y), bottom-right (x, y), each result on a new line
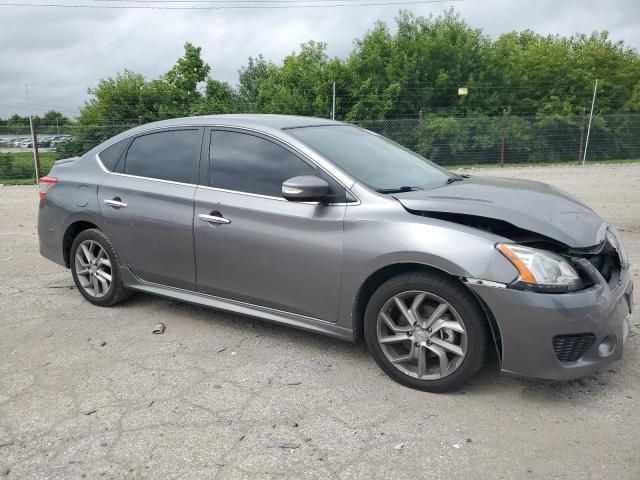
top-left (364, 271), bottom-right (488, 393)
top-left (70, 228), bottom-right (131, 307)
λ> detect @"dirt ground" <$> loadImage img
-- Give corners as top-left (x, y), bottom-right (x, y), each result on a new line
top-left (1, 163), bottom-right (639, 479)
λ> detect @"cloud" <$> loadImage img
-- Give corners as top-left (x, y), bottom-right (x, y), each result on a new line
top-left (0, 0), bottom-right (638, 117)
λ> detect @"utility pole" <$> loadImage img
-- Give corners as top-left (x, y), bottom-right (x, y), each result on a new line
top-left (582, 79), bottom-right (599, 166)
top-left (25, 83), bottom-right (41, 184)
top-left (331, 82), bottom-right (336, 121)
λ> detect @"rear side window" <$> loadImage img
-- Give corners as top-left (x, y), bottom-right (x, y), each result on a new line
top-left (210, 130), bottom-right (314, 197)
top-left (98, 139), bottom-right (128, 171)
top-left (124, 129), bottom-right (200, 183)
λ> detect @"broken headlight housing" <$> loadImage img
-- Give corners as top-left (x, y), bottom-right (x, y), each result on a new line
top-left (497, 244), bottom-right (583, 293)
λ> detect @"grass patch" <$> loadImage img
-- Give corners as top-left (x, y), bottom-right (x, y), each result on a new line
top-left (0, 178), bottom-right (38, 185)
top-left (0, 151), bottom-right (58, 184)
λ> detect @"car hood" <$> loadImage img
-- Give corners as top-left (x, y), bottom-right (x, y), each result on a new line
top-left (392, 176), bottom-right (606, 249)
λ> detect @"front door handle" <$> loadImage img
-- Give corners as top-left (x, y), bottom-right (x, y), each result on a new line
top-left (199, 213), bottom-right (231, 225)
top-left (104, 198), bottom-right (127, 209)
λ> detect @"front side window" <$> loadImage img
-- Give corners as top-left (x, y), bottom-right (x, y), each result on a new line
top-left (287, 125), bottom-right (452, 191)
top-left (209, 130), bottom-right (315, 197)
top-left (124, 129), bottom-right (200, 183)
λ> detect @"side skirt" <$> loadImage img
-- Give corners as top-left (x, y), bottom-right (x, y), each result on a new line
top-left (120, 267), bottom-right (355, 342)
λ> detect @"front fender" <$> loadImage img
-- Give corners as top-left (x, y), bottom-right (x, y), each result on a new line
top-left (336, 214), bottom-right (519, 330)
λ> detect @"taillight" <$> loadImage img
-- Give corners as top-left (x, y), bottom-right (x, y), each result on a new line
top-left (39, 176), bottom-right (58, 200)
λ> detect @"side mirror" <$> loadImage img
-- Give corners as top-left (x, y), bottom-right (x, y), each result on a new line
top-left (282, 175), bottom-right (330, 202)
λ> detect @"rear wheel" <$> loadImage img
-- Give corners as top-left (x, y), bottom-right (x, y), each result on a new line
top-left (364, 271), bottom-right (488, 393)
top-left (70, 228), bottom-right (130, 307)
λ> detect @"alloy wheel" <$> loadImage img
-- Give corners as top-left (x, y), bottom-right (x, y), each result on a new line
top-left (376, 290), bottom-right (468, 380)
top-left (74, 240), bottom-right (113, 298)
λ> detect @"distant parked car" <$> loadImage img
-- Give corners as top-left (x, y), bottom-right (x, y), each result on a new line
top-left (38, 139), bottom-right (51, 148)
top-left (50, 135), bottom-right (71, 147)
top-left (19, 139), bottom-right (33, 148)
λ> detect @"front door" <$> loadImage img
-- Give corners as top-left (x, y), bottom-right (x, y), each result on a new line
top-left (194, 129), bottom-right (346, 322)
top-left (98, 128), bottom-right (203, 290)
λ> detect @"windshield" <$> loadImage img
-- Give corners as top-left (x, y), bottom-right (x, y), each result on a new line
top-left (287, 125), bottom-right (452, 191)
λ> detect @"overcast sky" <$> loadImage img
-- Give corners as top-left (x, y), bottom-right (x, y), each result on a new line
top-left (0, 0), bottom-right (638, 118)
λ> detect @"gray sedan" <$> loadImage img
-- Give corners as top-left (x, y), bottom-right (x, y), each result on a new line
top-left (37, 114), bottom-right (633, 392)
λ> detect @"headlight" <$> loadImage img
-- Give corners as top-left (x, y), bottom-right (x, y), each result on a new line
top-left (497, 244), bottom-right (582, 293)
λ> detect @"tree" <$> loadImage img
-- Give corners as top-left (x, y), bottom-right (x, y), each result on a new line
top-left (41, 110), bottom-right (69, 125)
top-left (165, 43), bottom-right (210, 100)
top-left (54, 8), bottom-right (640, 162)
top-left (190, 79), bottom-right (238, 114)
top-left (237, 55), bottom-right (275, 111)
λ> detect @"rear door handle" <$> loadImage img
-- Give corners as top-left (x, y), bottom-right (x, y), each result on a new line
top-left (199, 213), bottom-right (231, 225)
top-left (104, 199), bottom-right (127, 209)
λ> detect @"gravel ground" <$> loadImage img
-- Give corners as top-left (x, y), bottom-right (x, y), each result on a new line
top-left (1, 163), bottom-right (639, 479)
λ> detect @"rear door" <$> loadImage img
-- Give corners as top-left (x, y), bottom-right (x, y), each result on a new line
top-left (98, 128), bottom-right (203, 290)
top-left (193, 128), bottom-right (347, 322)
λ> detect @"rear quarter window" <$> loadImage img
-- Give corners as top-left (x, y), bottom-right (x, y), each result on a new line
top-left (98, 139), bottom-right (129, 172)
top-left (124, 129), bottom-right (201, 183)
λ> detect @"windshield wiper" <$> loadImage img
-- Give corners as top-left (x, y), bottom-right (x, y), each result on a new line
top-left (376, 185), bottom-right (424, 194)
top-left (446, 174), bottom-right (469, 185)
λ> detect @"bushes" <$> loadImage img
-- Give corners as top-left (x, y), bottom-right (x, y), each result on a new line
top-left (0, 152), bottom-right (34, 181)
top-left (55, 124), bottom-right (135, 159)
top-left (406, 114), bottom-right (640, 165)
top-left (0, 152), bottom-right (58, 182)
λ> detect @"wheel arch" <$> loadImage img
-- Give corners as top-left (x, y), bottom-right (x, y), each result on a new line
top-left (62, 220), bottom-right (101, 268)
top-left (350, 262), bottom-right (502, 359)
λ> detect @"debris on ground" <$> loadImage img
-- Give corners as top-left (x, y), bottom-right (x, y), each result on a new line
top-left (394, 443), bottom-right (405, 450)
top-left (278, 443), bottom-right (300, 449)
top-left (0, 439), bottom-right (14, 448)
top-left (152, 323), bottom-right (166, 334)
top-left (82, 407), bottom-right (97, 416)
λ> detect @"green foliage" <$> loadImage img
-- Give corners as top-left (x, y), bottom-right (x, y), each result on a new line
top-left (0, 111), bottom-right (70, 129)
top-left (165, 43), bottom-right (211, 101)
top-left (29, 8), bottom-right (640, 160)
top-left (0, 151), bottom-right (58, 182)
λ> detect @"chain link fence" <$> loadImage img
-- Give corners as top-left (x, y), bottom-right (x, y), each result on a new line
top-left (2, 114), bottom-right (640, 183)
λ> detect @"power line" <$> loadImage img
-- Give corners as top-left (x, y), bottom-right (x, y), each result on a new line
top-left (0, 0), bottom-right (462, 8)
top-left (66, 0), bottom-right (445, 2)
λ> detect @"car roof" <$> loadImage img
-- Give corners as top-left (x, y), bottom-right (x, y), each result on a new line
top-left (89, 114), bottom-right (352, 160)
top-left (132, 114), bottom-right (345, 131)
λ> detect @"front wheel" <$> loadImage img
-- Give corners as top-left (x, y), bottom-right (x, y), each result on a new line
top-left (364, 271), bottom-right (489, 393)
top-left (70, 228), bottom-right (130, 307)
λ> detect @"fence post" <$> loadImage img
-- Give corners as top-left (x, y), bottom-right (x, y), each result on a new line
top-left (500, 109), bottom-right (507, 167)
top-left (331, 82), bottom-right (336, 120)
top-left (577, 108), bottom-right (586, 164)
top-left (417, 109), bottom-right (424, 152)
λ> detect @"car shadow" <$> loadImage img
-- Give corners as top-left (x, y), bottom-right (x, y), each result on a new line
top-left (118, 291), bottom-right (623, 400)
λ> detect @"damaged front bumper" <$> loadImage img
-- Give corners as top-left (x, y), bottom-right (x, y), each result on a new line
top-left (466, 265), bottom-right (633, 381)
